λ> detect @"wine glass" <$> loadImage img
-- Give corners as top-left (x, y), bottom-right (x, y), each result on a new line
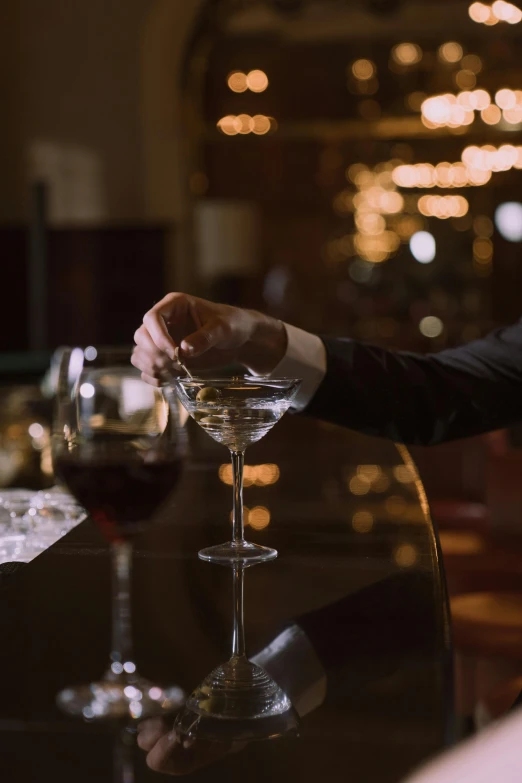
top-left (176, 563), bottom-right (298, 742)
top-left (173, 376), bottom-right (300, 565)
top-left (53, 347), bottom-right (186, 720)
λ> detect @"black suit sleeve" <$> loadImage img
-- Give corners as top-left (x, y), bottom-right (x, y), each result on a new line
top-left (303, 320), bottom-right (522, 445)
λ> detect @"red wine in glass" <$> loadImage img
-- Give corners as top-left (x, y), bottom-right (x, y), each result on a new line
top-left (55, 454), bottom-right (183, 542)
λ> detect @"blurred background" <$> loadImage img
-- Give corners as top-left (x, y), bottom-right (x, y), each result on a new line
top-left (1, 0), bottom-right (522, 488)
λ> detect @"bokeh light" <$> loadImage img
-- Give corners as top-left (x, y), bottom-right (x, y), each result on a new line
top-left (246, 70), bottom-right (269, 92)
top-left (495, 202), bottom-right (522, 241)
top-left (352, 59), bottom-right (375, 80)
top-left (392, 43), bottom-right (422, 65)
top-left (481, 104), bottom-right (501, 124)
top-left (438, 42), bottom-right (464, 63)
top-left (249, 506), bottom-right (271, 530)
top-left (227, 72), bottom-right (248, 93)
top-left (410, 231), bottom-right (436, 263)
top-left (352, 511), bottom-right (374, 533)
top-left (419, 316), bottom-right (444, 338)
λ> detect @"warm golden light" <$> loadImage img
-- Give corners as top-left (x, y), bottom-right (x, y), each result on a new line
top-left (461, 54), bottom-right (483, 73)
top-left (352, 59), bottom-right (375, 80)
top-left (251, 115), bottom-right (271, 135)
top-left (392, 42), bottom-right (422, 65)
top-left (349, 475), bottom-right (371, 495)
top-left (469, 0), bottom-right (522, 23)
top-left (461, 143), bottom-right (520, 172)
top-left (393, 161), bottom-right (492, 189)
top-left (352, 511), bottom-right (374, 533)
top-left (246, 70), bottom-right (269, 93)
top-left (418, 195), bottom-right (469, 219)
top-left (395, 215), bottom-right (424, 239)
top-left (492, 0), bottom-right (522, 21)
top-left (503, 107), bottom-right (522, 124)
top-left (249, 506), bottom-right (271, 530)
top-left (471, 89), bottom-right (491, 109)
top-left (394, 544), bottom-right (418, 568)
top-left (495, 88), bottom-right (517, 109)
top-left (474, 215), bottom-right (494, 237)
top-left (236, 114), bottom-right (252, 134)
top-left (347, 163), bottom-right (368, 183)
top-left (219, 463), bottom-right (280, 487)
top-left (473, 237), bottom-right (493, 260)
top-left (357, 464), bottom-right (382, 482)
top-left (456, 70), bottom-right (476, 90)
top-left (469, 2), bottom-right (491, 22)
top-left (355, 212), bottom-right (386, 235)
top-left (419, 316), bottom-right (444, 338)
top-left (227, 71), bottom-right (248, 93)
top-left (217, 115), bottom-right (274, 136)
top-left (394, 465), bottom-right (416, 483)
top-left (439, 42), bottom-right (464, 63)
top-left (217, 115), bottom-right (239, 136)
top-left (481, 104), bottom-right (501, 124)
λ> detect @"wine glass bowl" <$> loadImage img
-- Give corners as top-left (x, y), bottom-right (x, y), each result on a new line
top-left (174, 376), bottom-right (300, 565)
top-left (53, 347), bottom-right (186, 720)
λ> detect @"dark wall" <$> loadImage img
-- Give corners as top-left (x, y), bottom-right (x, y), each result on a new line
top-left (0, 225), bottom-right (168, 352)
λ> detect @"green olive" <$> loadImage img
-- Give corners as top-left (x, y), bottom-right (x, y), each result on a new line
top-left (199, 415), bottom-right (222, 425)
top-left (196, 386), bottom-right (219, 402)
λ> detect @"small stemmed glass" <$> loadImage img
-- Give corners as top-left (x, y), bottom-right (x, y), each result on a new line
top-left (176, 562), bottom-right (298, 742)
top-left (174, 376), bottom-right (300, 564)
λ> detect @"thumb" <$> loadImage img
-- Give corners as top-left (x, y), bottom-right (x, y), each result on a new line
top-left (180, 318), bottom-right (226, 358)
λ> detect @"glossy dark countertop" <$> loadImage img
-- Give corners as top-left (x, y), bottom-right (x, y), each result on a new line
top-left (0, 415), bottom-right (452, 782)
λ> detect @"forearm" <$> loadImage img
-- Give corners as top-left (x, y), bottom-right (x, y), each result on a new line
top-left (304, 329), bottom-right (522, 445)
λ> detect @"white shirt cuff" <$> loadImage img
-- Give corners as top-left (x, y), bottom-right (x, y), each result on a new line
top-left (252, 624), bottom-right (327, 717)
top-left (269, 324), bottom-right (327, 412)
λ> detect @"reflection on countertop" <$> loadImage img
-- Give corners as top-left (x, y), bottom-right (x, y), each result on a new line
top-left (0, 415), bottom-right (451, 783)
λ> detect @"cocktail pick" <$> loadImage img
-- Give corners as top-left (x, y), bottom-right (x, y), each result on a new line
top-left (174, 346), bottom-right (193, 379)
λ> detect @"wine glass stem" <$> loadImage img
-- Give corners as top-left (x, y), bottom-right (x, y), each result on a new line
top-left (231, 450), bottom-right (245, 547)
top-left (232, 565), bottom-right (246, 659)
top-left (110, 540), bottom-right (135, 675)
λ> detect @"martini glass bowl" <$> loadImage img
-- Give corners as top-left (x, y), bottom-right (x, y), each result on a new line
top-left (174, 376), bottom-right (300, 565)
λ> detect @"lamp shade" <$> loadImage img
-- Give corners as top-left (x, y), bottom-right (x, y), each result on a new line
top-left (194, 199), bottom-right (261, 279)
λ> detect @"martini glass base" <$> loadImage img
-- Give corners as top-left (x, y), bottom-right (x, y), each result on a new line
top-left (57, 676), bottom-right (185, 720)
top-left (198, 540), bottom-right (277, 565)
top-left (175, 657), bottom-right (298, 742)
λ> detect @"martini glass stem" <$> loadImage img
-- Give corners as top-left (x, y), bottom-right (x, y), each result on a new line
top-left (110, 540), bottom-right (135, 676)
top-left (232, 565), bottom-right (246, 659)
top-left (230, 450), bottom-right (246, 548)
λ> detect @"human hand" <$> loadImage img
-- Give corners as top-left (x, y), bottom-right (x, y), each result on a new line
top-left (137, 717), bottom-right (240, 776)
top-left (132, 293), bottom-right (287, 386)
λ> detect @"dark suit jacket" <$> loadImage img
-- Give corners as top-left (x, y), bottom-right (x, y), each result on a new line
top-left (305, 320), bottom-right (522, 445)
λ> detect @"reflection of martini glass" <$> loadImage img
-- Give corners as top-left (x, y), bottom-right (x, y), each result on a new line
top-left (174, 377), bottom-right (300, 565)
top-left (176, 564), bottom-right (298, 742)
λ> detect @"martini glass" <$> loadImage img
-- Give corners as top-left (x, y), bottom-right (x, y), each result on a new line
top-left (176, 563), bottom-right (298, 742)
top-left (173, 376), bottom-right (300, 565)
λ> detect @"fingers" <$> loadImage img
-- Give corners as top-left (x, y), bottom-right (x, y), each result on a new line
top-left (131, 346), bottom-right (173, 378)
top-left (134, 324), bottom-right (158, 353)
top-left (142, 293), bottom-right (191, 360)
top-left (181, 317), bottom-right (229, 358)
top-left (137, 718), bottom-right (169, 752)
top-left (145, 730), bottom-right (234, 775)
top-left (141, 372), bottom-right (161, 387)
top-left (145, 730), bottom-right (183, 773)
